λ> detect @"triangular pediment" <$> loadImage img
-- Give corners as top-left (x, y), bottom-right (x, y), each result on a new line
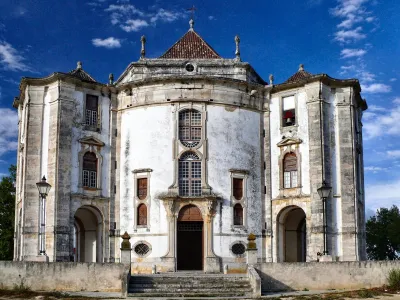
top-left (159, 29), bottom-right (221, 59)
top-left (79, 136), bottom-right (105, 146)
top-left (277, 137), bottom-right (302, 147)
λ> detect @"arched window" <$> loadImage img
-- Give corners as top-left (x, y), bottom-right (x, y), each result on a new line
top-left (179, 109), bottom-right (202, 148)
top-left (137, 204), bottom-right (147, 226)
top-left (233, 204), bottom-right (243, 226)
top-left (179, 152), bottom-right (201, 196)
top-left (83, 152), bottom-right (97, 188)
top-left (283, 153), bottom-right (297, 188)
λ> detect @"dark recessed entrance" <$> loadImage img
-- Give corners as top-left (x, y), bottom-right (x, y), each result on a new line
top-left (177, 205), bottom-right (203, 271)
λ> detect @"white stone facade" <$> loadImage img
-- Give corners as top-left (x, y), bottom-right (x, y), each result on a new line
top-left (12, 25), bottom-right (367, 270)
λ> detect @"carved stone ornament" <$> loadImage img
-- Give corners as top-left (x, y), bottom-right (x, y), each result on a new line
top-left (247, 233), bottom-right (257, 250)
top-left (121, 231), bottom-right (131, 250)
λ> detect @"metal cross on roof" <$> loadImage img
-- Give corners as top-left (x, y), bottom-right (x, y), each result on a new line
top-left (187, 5), bottom-right (197, 20)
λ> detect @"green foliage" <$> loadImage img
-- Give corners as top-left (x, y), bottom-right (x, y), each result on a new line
top-left (387, 269), bottom-right (400, 290)
top-left (366, 205), bottom-right (400, 260)
top-left (357, 289), bottom-right (374, 298)
top-left (0, 164), bottom-right (16, 260)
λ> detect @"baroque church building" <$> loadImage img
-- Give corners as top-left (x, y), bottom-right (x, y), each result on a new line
top-left (13, 20), bottom-right (367, 271)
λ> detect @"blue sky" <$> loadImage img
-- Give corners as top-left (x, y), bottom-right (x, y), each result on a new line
top-left (0, 0), bottom-right (399, 216)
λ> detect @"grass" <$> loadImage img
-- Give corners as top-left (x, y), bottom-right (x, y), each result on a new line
top-left (387, 268), bottom-right (400, 291)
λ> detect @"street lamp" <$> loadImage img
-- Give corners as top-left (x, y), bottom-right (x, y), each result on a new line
top-left (36, 176), bottom-right (51, 255)
top-left (317, 180), bottom-right (332, 256)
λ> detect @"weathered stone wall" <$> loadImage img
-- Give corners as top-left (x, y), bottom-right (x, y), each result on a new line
top-left (259, 261), bottom-right (400, 291)
top-left (0, 261), bottom-right (129, 293)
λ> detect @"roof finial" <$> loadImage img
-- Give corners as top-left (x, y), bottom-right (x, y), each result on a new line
top-left (235, 35), bottom-right (241, 61)
top-left (269, 74), bottom-right (274, 85)
top-left (187, 5), bottom-right (196, 30)
top-left (77, 61), bottom-right (82, 70)
top-left (109, 73), bottom-right (114, 85)
top-left (140, 35), bottom-right (146, 59)
top-left (189, 18), bottom-right (194, 30)
top-left (299, 64), bottom-right (304, 71)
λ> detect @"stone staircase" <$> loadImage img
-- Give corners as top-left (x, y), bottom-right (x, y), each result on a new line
top-left (128, 272), bottom-right (253, 298)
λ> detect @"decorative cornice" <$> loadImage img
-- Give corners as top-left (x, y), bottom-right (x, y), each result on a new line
top-left (277, 137), bottom-right (303, 147)
top-left (78, 136), bottom-right (105, 147)
top-left (132, 168), bottom-right (153, 174)
top-left (229, 168), bottom-right (250, 175)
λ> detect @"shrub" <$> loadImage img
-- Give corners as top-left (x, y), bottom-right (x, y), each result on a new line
top-left (387, 268), bottom-right (400, 290)
top-left (357, 289), bottom-right (374, 298)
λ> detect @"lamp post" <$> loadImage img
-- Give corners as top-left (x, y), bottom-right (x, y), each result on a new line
top-left (36, 176), bottom-right (51, 255)
top-left (317, 180), bottom-right (332, 256)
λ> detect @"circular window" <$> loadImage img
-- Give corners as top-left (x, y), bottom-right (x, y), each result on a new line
top-left (185, 63), bottom-right (194, 72)
top-left (134, 243), bottom-right (150, 257)
top-left (231, 243), bottom-right (246, 257)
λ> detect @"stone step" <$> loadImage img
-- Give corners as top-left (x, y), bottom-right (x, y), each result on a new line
top-left (127, 291), bottom-right (252, 297)
top-left (129, 283), bottom-right (251, 289)
top-left (129, 286), bottom-right (252, 292)
top-left (131, 277), bottom-right (248, 282)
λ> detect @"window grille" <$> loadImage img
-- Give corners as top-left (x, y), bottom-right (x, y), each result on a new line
top-left (85, 95), bottom-right (98, 127)
top-left (233, 204), bottom-right (243, 226)
top-left (231, 243), bottom-right (246, 256)
top-left (137, 204), bottom-right (147, 226)
top-left (179, 152), bottom-right (202, 196)
top-left (283, 153), bottom-right (298, 188)
top-left (134, 243), bottom-right (150, 257)
top-left (179, 109), bottom-right (202, 148)
top-left (82, 152), bottom-right (97, 188)
top-left (137, 178), bottom-right (148, 200)
top-left (233, 178), bottom-right (243, 200)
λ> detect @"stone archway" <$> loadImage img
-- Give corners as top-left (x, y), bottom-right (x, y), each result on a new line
top-left (277, 206), bottom-right (306, 262)
top-left (74, 206), bottom-right (103, 262)
top-left (177, 204), bottom-right (204, 270)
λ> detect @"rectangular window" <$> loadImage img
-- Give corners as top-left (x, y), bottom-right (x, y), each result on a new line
top-left (233, 178), bottom-right (243, 200)
top-left (137, 178), bottom-right (148, 200)
top-left (83, 170), bottom-right (97, 188)
top-left (85, 95), bottom-right (99, 127)
top-left (282, 96), bottom-right (295, 127)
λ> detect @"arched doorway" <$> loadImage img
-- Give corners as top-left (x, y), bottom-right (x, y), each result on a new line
top-left (177, 205), bottom-right (203, 270)
top-left (74, 206), bottom-right (103, 262)
top-left (277, 206), bottom-right (306, 262)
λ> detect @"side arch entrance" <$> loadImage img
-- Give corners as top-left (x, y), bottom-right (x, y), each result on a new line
top-left (277, 206), bottom-right (306, 262)
top-left (74, 206), bottom-right (103, 262)
top-left (177, 204), bottom-right (203, 270)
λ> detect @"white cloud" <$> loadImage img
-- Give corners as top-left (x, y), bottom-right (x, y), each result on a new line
top-left (363, 98), bottom-right (400, 139)
top-left (105, 4), bottom-right (144, 17)
top-left (150, 8), bottom-right (184, 23)
top-left (340, 48), bottom-right (366, 58)
top-left (337, 13), bottom-right (363, 29)
top-left (0, 41), bottom-right (32, 72)
top-left (120, 19), bottom-right (149, 32)
top-left (366, 178), bottom-right (400, 212)
top-left (364, 166), bottom-right (388, 173)
top-left (362, 83), bottom-right (391, 93)
top-left (208, 16), bottom-right (216, 20)
top-left (0, 108), bottom-right (18, 157)
top-left (367, 104), bottom-right (385, 112)
top-left (92, 37), bottom-right (121, 49)
top-left (365, 16), bottom-right (375, 22)
top-left (331, 0), bottom-right (368, 18)
top-left (387, 150), bottom-right (400, 158)
top-left (334, 26), bottom-right (366, 42)
top-left (390, 78), bottom-right (397, 82)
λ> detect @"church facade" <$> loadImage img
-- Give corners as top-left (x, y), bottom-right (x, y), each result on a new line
top-left (12, 21), bottom-right (367, 271)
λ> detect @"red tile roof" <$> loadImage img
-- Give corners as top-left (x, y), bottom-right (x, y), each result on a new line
top-left (160, 30), bottom-right (221, 59)
top-left (285, 65), bottom-right (312, 83)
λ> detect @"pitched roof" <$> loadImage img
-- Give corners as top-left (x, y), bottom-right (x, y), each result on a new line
top-left (68, 61), bottom-right (97, 82)
top-left (285, 64), bottom-right (313, 83)
top-left (159, 29), bottom-right (221, 59)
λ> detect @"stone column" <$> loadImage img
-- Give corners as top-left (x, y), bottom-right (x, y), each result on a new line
top-left (204, 198), bottom-right (220, 273)
top-left (247, 233), bottom-right (258, 266)
top-left (120, 232), bottom-right (132, 264)
top-left (161, 198), bottom-right (176, 271)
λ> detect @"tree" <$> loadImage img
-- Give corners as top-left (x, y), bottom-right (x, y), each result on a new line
top-left (366, 205), bottom-right (400, 260)
top-left (0, 164), bottom-right (16, 260)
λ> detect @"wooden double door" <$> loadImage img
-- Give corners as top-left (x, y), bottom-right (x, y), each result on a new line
top-left (177, 205), bottom-right (204, 270)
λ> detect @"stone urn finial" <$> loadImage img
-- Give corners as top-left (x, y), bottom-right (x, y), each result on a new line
top-left (299, 64), bottom-right (304, 71)
top-left (269, 74), bottom-right (274, 85)
top-left (121, 231), bottom-right (131, 250)
top-left (235, 35), bottom-right (241, 61)
top-left (140, 35), bottom-right (146, 59)
top-left (247, 233), bottom-right (257, 249)
top-left (77, 61), bottom-right (82, 70)
top-left (109, 73), bottom-right (114, 85)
